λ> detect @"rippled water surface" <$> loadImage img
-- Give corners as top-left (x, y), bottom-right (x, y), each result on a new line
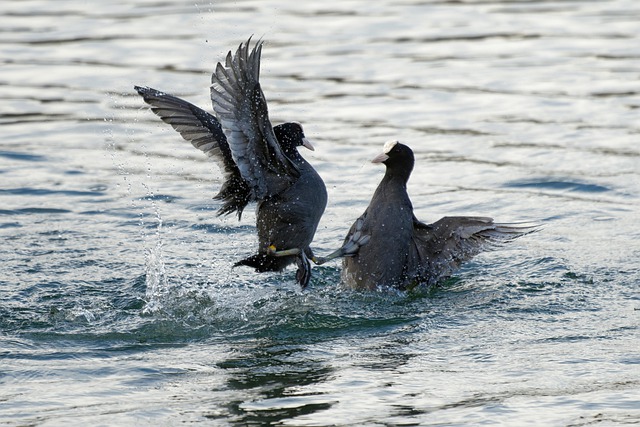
top-left (2, 0), bottom-right (639, 425)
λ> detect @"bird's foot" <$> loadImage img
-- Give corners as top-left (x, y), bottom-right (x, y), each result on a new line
top-left (266, 245), bottom-right (311, 288)
top-left (313, 224), bottom-right (371, 265)
top-left (296, 251), bottom-right (311, 289)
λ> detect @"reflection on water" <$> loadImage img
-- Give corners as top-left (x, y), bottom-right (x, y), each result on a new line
top-left (1, 0), bottom-right (639, 425)
top-left (220, 340), bottom-right (335, 424)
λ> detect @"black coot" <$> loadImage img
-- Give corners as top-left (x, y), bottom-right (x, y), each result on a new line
top-left (135, 38), bottom-right (327, 288)
top-left (337, 141), bottom-right (537, 290)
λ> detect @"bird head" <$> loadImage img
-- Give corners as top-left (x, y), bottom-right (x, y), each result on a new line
top-left (273, 122), bottom-right (314, 153)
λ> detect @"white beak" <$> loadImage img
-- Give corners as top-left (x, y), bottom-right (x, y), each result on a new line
top-left (371, 152), bottom-right (389, 164)
top-left (302, 137), bottom-right (315, 151)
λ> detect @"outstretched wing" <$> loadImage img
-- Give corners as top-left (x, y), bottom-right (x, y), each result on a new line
top-left (134, 85), bottom-right (251, 218)
top-left (408, 216), bottom-right (538, 286)
top-left (210, 37), bottom-right (299, 200)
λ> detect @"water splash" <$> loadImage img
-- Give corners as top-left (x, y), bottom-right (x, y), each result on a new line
top-left (143, 239), bottom-right (168, 315)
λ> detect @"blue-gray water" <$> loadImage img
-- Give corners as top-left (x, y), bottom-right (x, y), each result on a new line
top-left (1, 0), bottom-right (639, 425)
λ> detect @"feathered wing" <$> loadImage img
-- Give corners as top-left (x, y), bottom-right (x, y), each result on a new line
top-left (210, 37), bottom-right (299, 200)
top-left (134, 86), bottom-right (251, 218)
top-left (407, 216), bottom-right (538, 286)
top-left (340, 212), bottom-right (371, 255)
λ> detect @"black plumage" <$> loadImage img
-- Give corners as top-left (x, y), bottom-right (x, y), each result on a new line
top-left (134, 86), bottom-right (252, 218)
top-left (135, 38), bottom-right (327, 288)
top-left (340, 141), bottom-right (537, 290)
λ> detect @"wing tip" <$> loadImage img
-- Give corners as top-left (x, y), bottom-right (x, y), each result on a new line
top-left (134, 85), bottom-right (151, 97)
top-left (493, 222), bottom-right (543, 235)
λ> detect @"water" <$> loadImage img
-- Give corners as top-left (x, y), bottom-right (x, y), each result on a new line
top-left (1, 0), bottom-right (639, 425)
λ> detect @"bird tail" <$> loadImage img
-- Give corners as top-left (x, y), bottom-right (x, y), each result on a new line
top-left (234, 254), bottom-right (293, 272)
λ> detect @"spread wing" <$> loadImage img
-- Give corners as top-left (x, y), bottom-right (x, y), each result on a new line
top-left (210, 37), bottom-right (299, 200)
top-left (134, 85), bottom-right (251, 218)
top-left (408, 216), bottom-right (538, 286)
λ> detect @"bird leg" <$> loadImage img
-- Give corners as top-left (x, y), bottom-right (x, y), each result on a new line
top-left (266, 245), bottom-right (301, 257)
top-left (266, 245), bottom-right (311, 288)
top-left (313, 218), bottom-right (370, 265)
top-left (296, 250), bottom-right (311, 289)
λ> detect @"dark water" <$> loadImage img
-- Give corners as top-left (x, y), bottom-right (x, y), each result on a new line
top-left (1, 0), bottom-right (639, 425)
